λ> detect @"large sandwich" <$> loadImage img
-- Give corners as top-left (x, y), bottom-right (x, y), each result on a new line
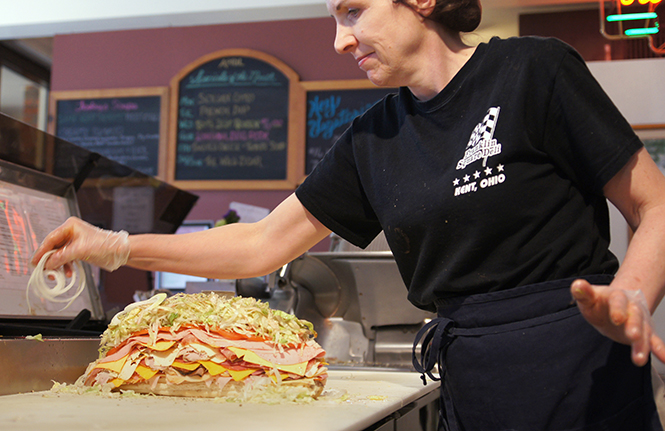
top-left (78, 292), bottom-right (327, 402)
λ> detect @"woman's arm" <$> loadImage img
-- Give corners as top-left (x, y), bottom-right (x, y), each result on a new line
top-left (572, 147), bottom-right (665, 365)
top-left (605, 148), bottom-right (665, 311)
top-left (32, 193), bottom-right (332, 280)
top-left (128, 193), bottom-right (332, 279)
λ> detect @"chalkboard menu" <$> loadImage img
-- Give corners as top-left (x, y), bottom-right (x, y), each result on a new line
top-left (171, 50), bottom-right (298, 186)
top-left (50, 88), bottom-right (168, 178)
top-left (303, 82), bottom-right (396, 174)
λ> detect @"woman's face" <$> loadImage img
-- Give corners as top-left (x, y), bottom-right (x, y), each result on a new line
top-left (326, 0), bottom-right (429, 88)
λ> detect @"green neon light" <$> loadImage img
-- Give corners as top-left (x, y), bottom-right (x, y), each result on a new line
top-left (607, 12), bottom-right (658, 21)
top-left (624, 27), bottom-right (660, 36)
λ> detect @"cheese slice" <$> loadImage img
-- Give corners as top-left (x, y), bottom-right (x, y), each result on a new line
top-left (110, 378), bottom-right (124, 388)
top-left (269, 372), bottom-right (288, 384)
top-left (227, 368), bottom-right (256, 381)
top-left (93, 355), bottom-right (129, 374)
top-left (135, 364), bottom-right (158, 381)
top-left (150, 347), bottom-right (180, 367)
top-left (199, 360), bottom-right (228, 376)
top-left (228, 346), bottom-right (308, 376)
top-left (117, 352), bottom-right (142, 381)
top-left (171, 361), bottom-right (200, 371)
top-left (186, 342), bottom-right (220, 358)
top-left (139, 340), bottom-right (176, 351)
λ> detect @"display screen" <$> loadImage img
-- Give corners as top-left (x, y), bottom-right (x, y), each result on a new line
top-left (0, 183), bottom-right (68, 291)
top-left (0, 163), bottom-right (101, 319)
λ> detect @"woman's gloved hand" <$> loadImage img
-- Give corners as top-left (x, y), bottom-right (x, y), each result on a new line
top-left (31, 217), bottom-right (130, 272)
top-left (571, 278), bottom-right (665, 367)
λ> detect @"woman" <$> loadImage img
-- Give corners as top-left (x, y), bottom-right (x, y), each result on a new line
top-left (33, 0), bottom-right (665, 429)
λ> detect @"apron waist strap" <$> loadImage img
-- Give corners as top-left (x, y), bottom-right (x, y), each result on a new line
top-left (412, 316), bottom-right (453, 384)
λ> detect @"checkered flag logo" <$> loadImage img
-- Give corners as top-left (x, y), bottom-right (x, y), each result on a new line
top-left (456, 106), bottom-right (503, 170)
top-left (466, 107), bottom-right (501, 149)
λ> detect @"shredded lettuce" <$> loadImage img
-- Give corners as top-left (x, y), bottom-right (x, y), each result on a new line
top-left (51, 380), bottom-right (140, 398)
top-left (211, 376), bottom-right (319, 404)
top-left (100, 293), bottom-right (317, 355)
top-left (51, 377), bottom-right (321, 404)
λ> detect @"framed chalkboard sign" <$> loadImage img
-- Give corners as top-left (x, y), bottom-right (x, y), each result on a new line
top-left (168, 49), bottom-right (304, 190)
top-left (49, 87), bottom-right (169, 179)
top-left (302, 80), bottom-right (397, 176)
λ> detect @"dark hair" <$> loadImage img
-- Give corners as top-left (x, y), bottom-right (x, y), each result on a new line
top-left (396, 0), bottom-right (482, 33)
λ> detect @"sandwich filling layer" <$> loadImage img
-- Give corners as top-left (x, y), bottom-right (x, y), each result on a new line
top-left (79, 293), bottom-right (327, 402)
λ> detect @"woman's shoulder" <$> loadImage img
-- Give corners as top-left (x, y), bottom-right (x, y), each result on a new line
top-left (355, 89), bottom-right (401, 122)
top-left (487, 35), bottom-right (577, 56)
top-left (340, 89), bottom-right (403, 141)
top-left (484, 36), bottom-right (582, 72)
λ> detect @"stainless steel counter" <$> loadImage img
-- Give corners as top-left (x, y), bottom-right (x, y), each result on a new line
top-left (0, 337), bottom-right (99, 396)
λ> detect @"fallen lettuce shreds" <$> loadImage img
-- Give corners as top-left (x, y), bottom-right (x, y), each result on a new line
top-left (50, 377), bottom-right (322, 404)
top-left (213, 376), bottom-right (319, 404)
top-left (50, 380), bottom-right (138, 398)
top-left (100, 293), bottom-right (317, 355)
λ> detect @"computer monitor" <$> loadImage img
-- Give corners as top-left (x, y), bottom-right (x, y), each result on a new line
top-left (154, 220), bottom-right (213, 291)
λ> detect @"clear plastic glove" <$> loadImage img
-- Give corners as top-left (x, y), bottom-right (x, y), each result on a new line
top-left (31, 217), bottom-right (130, 272)
top-left (571, 278), bottom-right (665, 367)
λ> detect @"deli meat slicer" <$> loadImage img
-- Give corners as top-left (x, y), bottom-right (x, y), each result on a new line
top-left (269, 250), bottom-right (436, 369)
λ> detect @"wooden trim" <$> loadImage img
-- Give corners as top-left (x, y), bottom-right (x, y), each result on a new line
top-left (167, 49), bottom-right (302, 190)
top-left (298, 79), bottom-right (395, 182)
top-left (300, 79), bottom-right (380, 91)
top-left (633, 124), bottom-right (665, 130)
top-left (48, 86), bottom-right (170, 180)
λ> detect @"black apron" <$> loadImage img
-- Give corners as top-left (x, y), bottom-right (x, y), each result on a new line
top-left (413, 275), bottom-right (663, 431)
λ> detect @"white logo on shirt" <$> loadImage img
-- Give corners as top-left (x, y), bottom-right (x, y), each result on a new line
top-left (456, 107), bottom-right (502, 170)
top-left (452, 107), bottom-right (506, 197)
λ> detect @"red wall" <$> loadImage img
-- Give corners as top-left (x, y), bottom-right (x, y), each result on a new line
top-left (51, 18), bottom-right (364, 89)
top-left (51, 18), bottom-right (365, 309)
top-left (51, 17), bottom-right (366, 241)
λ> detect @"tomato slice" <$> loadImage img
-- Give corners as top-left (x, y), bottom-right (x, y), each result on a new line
top-left (105, 326), bottom-right (270, 357)
top-left (210, 328), bottom-right (266, 342)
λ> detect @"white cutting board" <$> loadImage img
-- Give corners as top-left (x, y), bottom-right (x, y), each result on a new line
top-left (0, 370), bottom-right (439, 431)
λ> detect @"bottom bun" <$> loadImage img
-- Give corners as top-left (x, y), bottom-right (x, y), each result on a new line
top-left (119, 377), bottom-right (325, 402)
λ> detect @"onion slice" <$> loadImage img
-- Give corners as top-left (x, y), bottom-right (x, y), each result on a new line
top-left (27, 250), bottom-right (86, 313)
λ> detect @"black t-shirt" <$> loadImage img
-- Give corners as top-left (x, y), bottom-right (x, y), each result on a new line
top-left (296, 36), bottom-right (643, 311)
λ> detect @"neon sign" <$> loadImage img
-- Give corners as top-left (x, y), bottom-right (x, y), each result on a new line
top-left (619, 0), bottom-right (660, 5)
top-left (607, 12), bottom-right (658, 20)
top-left (600, 0), bottom-right (663, 53)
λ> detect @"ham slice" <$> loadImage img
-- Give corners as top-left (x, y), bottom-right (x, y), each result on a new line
top-left (184, 327), bottom-right (324, 365)
top-left (103, 327), bottom-right (325, 366)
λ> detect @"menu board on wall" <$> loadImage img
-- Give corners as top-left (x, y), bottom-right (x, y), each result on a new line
top-left (302, 80), bottom-right (397, 175)
top-left (169, 49), bottom-right (303, 189)
top-left (49, 87), bottom-right (169, 178)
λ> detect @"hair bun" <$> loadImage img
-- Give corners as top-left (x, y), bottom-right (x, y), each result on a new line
top-left (430, 0), bottom-right (482, 33)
